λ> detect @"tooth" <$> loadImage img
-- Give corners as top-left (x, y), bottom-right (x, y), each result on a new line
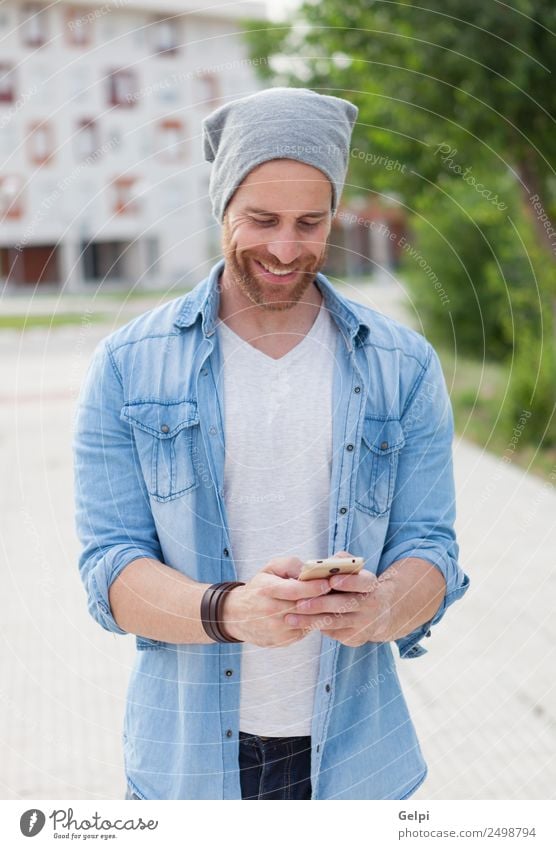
top-left (260, 261), bottom-right (292, 275)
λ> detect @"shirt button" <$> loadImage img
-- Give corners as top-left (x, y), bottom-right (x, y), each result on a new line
top-left (316, 744), bottom-right (320, 753)
top-left (201, 369), bottom-right (208, 376)
top-left (226, 729), bottom-right (233, 738)
top-left (223, 548), bottom-right (229, 557)
top-left (209, 426), bottom-right (217, 435)
top-left (354, 386), bottom-right (361, 394)
top-left (161, 424), bottom-right (169, 434)
top-left (339, 507), bottom-right (347, 515)
top-left (380, 441), bottom-right (389, 450)
top-left (346, 444), bottom-right (354, 452)
top-left (225, 669), bottom-right (233, 677)
top-left (325, 683), bottom-right (331, 693)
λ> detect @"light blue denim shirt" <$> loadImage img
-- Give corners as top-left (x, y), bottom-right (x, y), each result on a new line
top-left (73, 258), bottom-right (469, 800)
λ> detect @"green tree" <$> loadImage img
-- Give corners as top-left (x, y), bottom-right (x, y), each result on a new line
top-left (243, 0), bottom-right (556, 446)
top-left (245, 1), bottom-right (556, 234)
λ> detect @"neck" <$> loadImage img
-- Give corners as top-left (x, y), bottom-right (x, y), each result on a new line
top-left (217, 265), bottom-right (323, 342)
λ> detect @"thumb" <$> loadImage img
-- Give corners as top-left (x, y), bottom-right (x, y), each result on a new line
top-left (262, 556), bottom-right (304, 579)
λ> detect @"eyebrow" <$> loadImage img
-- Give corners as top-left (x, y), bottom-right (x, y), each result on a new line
top-left (244, 206), bottom-right (329, 218)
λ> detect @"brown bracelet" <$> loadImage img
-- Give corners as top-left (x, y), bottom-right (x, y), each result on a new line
top-left (215, 582), bottom-right (245, 642)
top-left (200, 584), bottom-right (224, 643)
top-left (200, 582), bottom-right (245, 643)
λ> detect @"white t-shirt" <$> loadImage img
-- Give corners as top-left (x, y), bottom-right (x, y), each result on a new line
top-left (217, 303), bottom-right (338, 736)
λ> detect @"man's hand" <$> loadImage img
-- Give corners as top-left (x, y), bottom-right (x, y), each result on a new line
top-left (285, 565), bottom-right (396, 648)
top-left (284, 554), bottom-right (446, 648)
top-left (221, 556), bottom-right (332, 647)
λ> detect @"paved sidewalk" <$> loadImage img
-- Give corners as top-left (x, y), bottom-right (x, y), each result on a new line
top-left (1, 279), bottom-right (555, 799)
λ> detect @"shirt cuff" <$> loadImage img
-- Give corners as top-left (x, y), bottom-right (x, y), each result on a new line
top-left (377, 544), bottom-right (470, 659)
top-left (85, 544), bottom-right (161, 635)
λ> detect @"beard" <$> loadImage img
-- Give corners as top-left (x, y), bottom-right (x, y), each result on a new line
top-left (221, 216), bottom-right (329, 312)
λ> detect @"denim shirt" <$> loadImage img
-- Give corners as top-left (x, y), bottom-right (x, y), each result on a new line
top-left (73, 258), bottom-right (469, 800)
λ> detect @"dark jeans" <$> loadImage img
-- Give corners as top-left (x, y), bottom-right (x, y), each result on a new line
top-left (124, 731), bottom-right (312, 800)
top-left (238, 731), bottom-right (312, 800)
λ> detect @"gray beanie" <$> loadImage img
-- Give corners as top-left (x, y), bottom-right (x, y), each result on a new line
top-left (202, 86), bottom-right (358, 223)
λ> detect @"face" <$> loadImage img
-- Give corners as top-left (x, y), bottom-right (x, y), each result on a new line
top-left (221, 159), bottom-right (332, 311)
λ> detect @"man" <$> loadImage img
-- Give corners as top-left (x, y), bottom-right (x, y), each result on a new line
top-left (73, 87), bottom-right (469, 801)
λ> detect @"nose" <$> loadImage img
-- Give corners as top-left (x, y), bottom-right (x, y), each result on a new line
top-left (266, 227), bottom-right (303, 265)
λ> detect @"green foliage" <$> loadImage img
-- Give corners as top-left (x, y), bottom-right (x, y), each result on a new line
top-left (243, 1), bottom-right (556, 452)
top-left (493, 238), bottom-right (556, 447)
top-left (242, 20), bottom-right (292, 81)
top-left (401, 169), bottom-right (521, 361)
top-left (244, 0), bottom-right (556, 211)
top-left (503, 297), bottom-right (556, 447)
top-left (404, 171), bottom-right (555, 444)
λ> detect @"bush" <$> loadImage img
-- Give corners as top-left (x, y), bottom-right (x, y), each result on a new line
top-left (403, 169), bottom-right (556, 448)
top-left (402, 170), bottom-right (523, 361)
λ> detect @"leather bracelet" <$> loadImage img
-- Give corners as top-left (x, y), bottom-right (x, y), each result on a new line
top-left (211, 582), bottom-right (245, 642)
top-left (214, 582), bottom-right (245, 642)
top-left (200, 582), bottom-right (245, 643)
top-left (200, 584), bottom-right (224, 643)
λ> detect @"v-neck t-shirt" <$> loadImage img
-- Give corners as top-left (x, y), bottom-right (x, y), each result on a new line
top-left (217, 304), bottom-right (338, 736)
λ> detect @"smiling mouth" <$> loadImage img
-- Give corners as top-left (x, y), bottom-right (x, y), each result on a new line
top-left (253, 258), bottom-right (300, 281)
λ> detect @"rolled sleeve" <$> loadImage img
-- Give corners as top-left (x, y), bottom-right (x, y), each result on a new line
top-left (73, 341), bottom-right (163, 635)
top-left (377, 345), bottom-right (470, 658)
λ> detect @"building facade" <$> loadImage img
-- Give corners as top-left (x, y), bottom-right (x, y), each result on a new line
top-left (0, 0), bottom-right (266, 290)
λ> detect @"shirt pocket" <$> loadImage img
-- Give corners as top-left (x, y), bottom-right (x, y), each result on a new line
top-left (355, 418), bottom-right (406, 517)
top-left (121, 399), bottom-right (200, 502)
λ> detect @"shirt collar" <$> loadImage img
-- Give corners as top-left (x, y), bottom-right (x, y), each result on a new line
top-left (173, 258), bottom-right (371, 347)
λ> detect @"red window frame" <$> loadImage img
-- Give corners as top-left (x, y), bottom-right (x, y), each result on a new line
top-left (65, 7), bottom-right (93, 47)
top-left (108, 69), bottom-right (138, 107)
top-left (27, 121), bottom-right (54, 165)
top-left (0, 63), bottom-right (15, 103)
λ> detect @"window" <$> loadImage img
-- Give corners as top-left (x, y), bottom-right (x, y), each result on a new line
top-left (155, 80), bottom-right (180, 105)
top-left (68, 65), bottom-right (93, 102)
top-left (65, 7), bottom-right (93, 47)
top-left (75, 119), bottom-right (99, 160)
top-left (28, 121), bottom-right (54, 165)
top-left (160, 178), bottom-right (185, 214)
top-left (0, 175), bottom-right (24, 219)
top-left (81, 240), bottom-right (130, 283)
top-left (111, 176), bottom-right (141, 215)
top-left (195, 72), bottom-right (220, 109)
top-left (0, 8), bottom-right (12, 31)
top-left (0, 63), bottom-right (15, 102)
top-left (157, 119), bottom-right (186, 163)
top-left (150, 17), bottom-right (180, 55)
top-left (21, 3), bottom-right (48, 47)
top-left (108, 69), bottom-right (138, 107)
top-left (106, 127), bottom-right (122, 152)
top-left (1, 245), bottom-right (60, 285)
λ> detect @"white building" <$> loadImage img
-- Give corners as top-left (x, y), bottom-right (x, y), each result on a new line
top-left (0, 0), bottom-right (267, 291)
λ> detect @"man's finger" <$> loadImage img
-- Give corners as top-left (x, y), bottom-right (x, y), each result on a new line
top-left (328, 569), bottom-right (378, 594)
top-left (262, 556), bottom-right (304, 579)
top-left (264, 576), bottom-right (331, 601)
top-left (294, 592), bottom-right (362, 615)
top-left (284, 612), bottom-right (357, 629)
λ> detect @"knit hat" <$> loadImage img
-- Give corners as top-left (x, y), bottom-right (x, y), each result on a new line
top-left (202, 86), bottom-right (358, 223)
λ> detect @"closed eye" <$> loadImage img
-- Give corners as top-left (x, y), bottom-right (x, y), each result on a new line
top-left (250, 217), bottom-right (321, 228)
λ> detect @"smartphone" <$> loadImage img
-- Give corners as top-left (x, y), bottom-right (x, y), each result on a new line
top-left (298, 556), bottom-right (364, 581)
